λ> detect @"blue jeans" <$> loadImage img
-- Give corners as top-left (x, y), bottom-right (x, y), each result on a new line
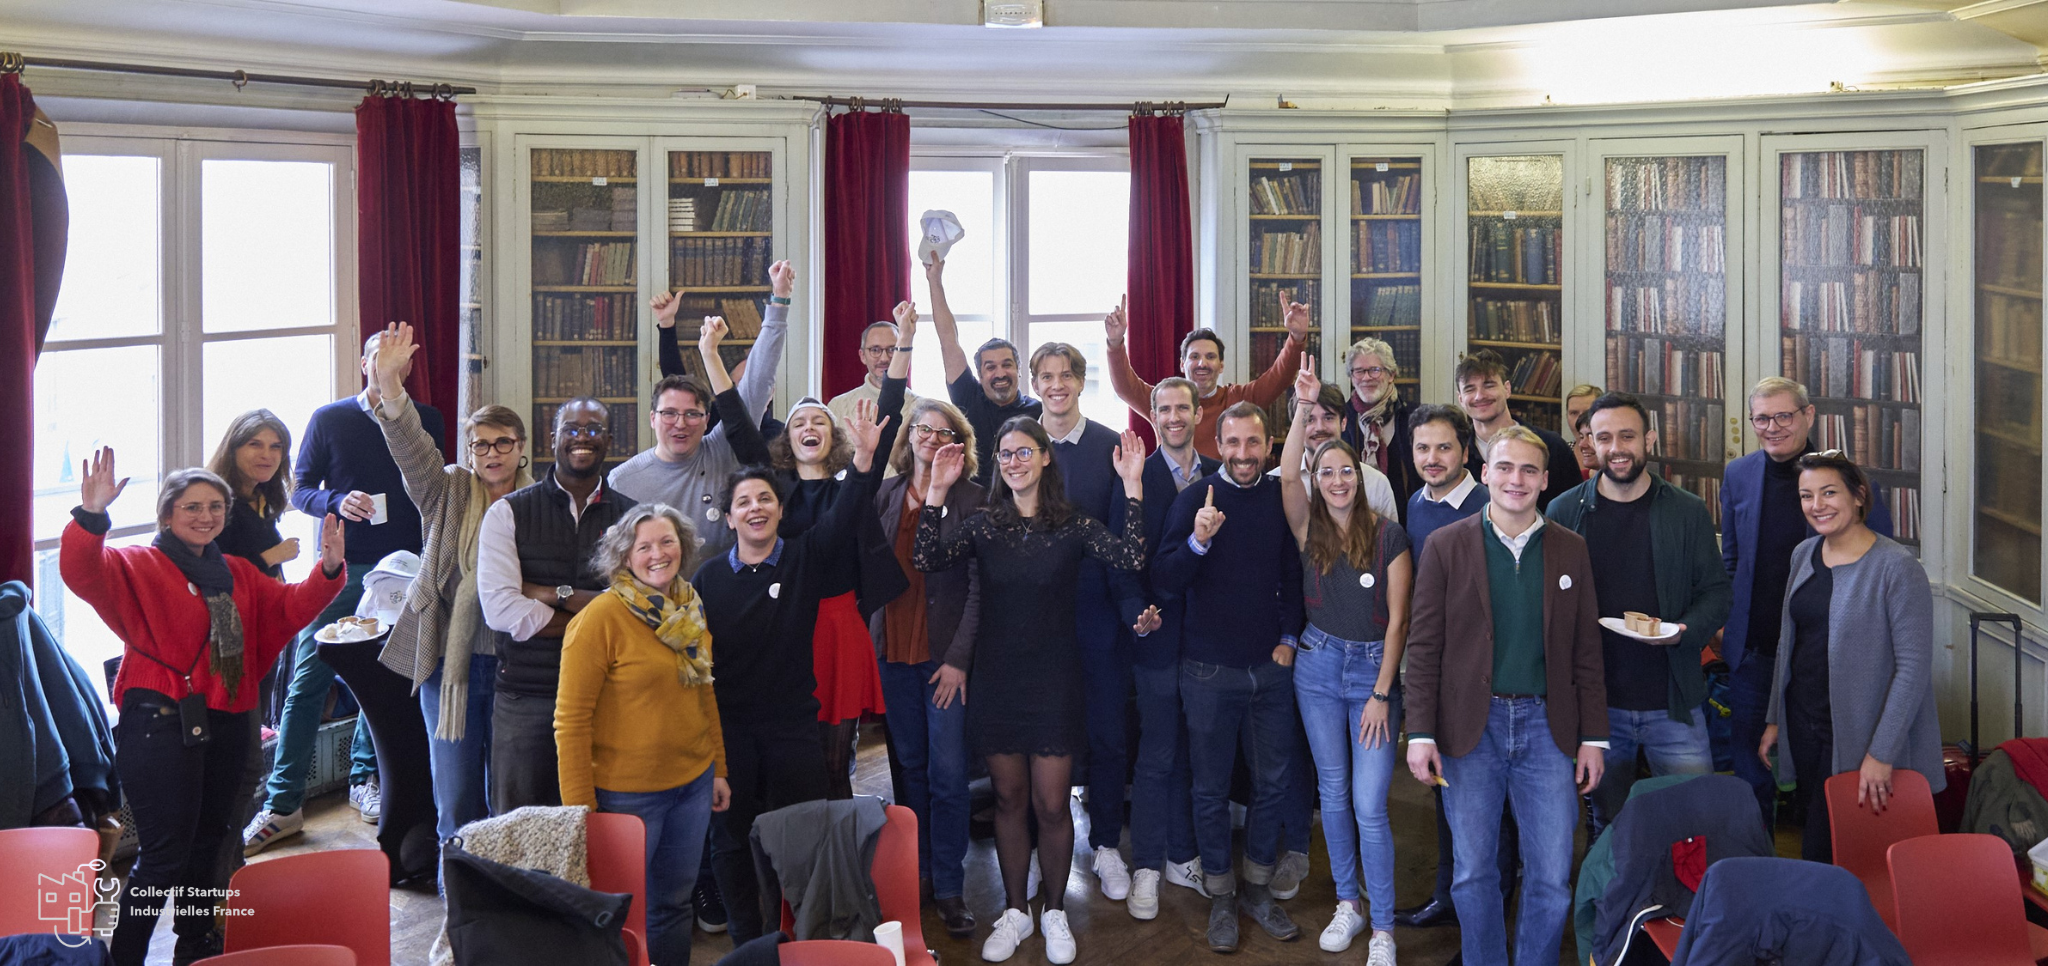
top-left (421, 653), bottom-right (498, 841)
top-left (1726, 654), bottom-right (1778, 830)
top-left (596, 768), bottom-right (715, 966)
top-left (878, 659), bottom-right (970, 899)
top-left (1439, 696), bottom-right (1580, 966)
top-left (1589, 705), bottom-right (1714, 836)
top-left (264, 569), bottom-right (376, 815)
top-left (1181, 658), bottom-right (1295, 890)
top-left (1076, 609), bottom-right (1132, 850)
top-left (1293, 626), bottom-right (1401, 927)
top-left (1130, 660), bottom-right (1197, 870)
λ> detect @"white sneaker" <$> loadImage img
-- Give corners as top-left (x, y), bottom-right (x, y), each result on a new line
top-left (982, 907), bottom-right (1033, 963)
top-left (1270, 849), bottom-right (1310, 900)
top-left (1164, 858), bottom-right (1207, 896)
top-left (1092, 847), bottom-right (1130, 901)
top-left (1366, 929), bottom-right (1397, 966)
top-left (1128, 868), bottom-right (1161, 920)
top-left (1040, 909), bottom-right (1075, 964)
top-left (242, 808), bottom-right (303, 856)
top-left (349, 778), bottom-right (381, 824)
top-left (1319, 902), bottom-right (1367, 953)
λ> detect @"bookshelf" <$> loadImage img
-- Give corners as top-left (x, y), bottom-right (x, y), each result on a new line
top-left (1467, 155), bottom-right (1565, 432)
top-left (1777, 149), bottom-right (1925, 548)
top-left (1602, 155), bottom-right (1730, 524)
top-left (1247, 156), bottom-right (1322, 378)
top-left (529, 147), bottom-right (640, 464)
top-left (1974, 142), bottom-right (2043, 601)
top-left (1350, 157), bottom-right (1422, 404)
top-left (665, 150), bottom-right (776, 387)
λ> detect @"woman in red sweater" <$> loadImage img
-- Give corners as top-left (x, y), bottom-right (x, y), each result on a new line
top-left (62, 447), bottom-right (345, 966)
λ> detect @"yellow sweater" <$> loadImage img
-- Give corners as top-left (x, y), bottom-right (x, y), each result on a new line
top-left (555, 592), bottom-right (726, 808)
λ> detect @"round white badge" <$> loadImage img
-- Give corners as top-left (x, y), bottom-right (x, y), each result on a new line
top-left (835, 469), bottom-right (848, 481)
top-left (1359, 573), bottom-right (1376, 589)
top-left (706, 507), bottom-right (721, 522)
top-left (1559, 575), bottom-right (1573, 590)
top-left (768, 582), bottom-right (782, 599)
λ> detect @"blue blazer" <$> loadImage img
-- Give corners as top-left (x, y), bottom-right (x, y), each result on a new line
top-left (1112, 448), bottom-right (1220, 669)
top-left (1719, 448), bottom-right (1891, 672)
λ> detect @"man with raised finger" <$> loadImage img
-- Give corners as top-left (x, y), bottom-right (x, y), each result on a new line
top-left (1103, 291), bottom-right (1309, 460)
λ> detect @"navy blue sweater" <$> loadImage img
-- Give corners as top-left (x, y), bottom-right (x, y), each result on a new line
top-left (1405, 480), bottom-right (1490, 563)
top-left (1154, 471), bottom-right (1304, 668)
top-left (1112, 449), bottom-right (1220, 669)
top-left (1053, 419), bottom-right (1127, 642)
top-left (291, 395), bottom-right (444, 566)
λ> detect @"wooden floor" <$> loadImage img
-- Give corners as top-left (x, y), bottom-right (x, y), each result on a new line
top-left (136, 725), bottom-right (1806, 966)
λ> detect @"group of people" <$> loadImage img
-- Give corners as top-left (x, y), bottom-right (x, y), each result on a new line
top-left (58, 252), bottom-right (1946, 966)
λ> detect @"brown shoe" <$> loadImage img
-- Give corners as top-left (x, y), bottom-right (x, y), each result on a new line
top-left (935, 895), bottom-right (976, 938)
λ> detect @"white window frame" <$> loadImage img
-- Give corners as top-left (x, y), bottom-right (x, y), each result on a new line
top-left (1009, 153), bottom-right (1132, 343)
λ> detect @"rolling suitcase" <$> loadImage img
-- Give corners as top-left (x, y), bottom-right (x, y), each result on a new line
top-left (1944, 612), bottom-right (2026, 832)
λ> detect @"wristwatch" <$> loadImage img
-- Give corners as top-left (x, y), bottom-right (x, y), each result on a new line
top-left (1369, 691), bottom-right (1391, 703)
top-left (555, 584), bottom-right (574, 604)
top-left (770, 295), bottom-right (792, 305)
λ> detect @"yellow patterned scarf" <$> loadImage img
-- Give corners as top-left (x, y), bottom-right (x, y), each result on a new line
top-left (607, 572), bottom-right (713, 686)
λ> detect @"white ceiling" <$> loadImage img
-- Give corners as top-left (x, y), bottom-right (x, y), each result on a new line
top-left (4, 0), bottom-right (2047, 108)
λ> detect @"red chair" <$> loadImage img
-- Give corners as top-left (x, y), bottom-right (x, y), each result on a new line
top-left (586, 811), bottom-right (650, 966)
top-left (1887, 834), bottom-right (2042, 966)
top-left (224, 849), bottom-right (390, 966)
top-left (775, 804), bottom-right (933, 966)
top-left (196, 945), bottom-right (358, 966)
top-left (1643, 917), bottom-right (1685, 958)
top-left (1824, 768), bottom-right (1937, 930)
top-left (779, 940), bottom-right (898, 966)
top-left (0, 826), bottom-right (102, 937)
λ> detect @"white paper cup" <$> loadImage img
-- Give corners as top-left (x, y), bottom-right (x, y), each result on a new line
top-left (368, 493), bottom-right (389, 525)
top-left (872, 920), bottom-right (905, 966)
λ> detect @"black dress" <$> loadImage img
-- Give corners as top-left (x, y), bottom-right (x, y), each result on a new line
top-left (913, 498), bottom-right (1146, 757)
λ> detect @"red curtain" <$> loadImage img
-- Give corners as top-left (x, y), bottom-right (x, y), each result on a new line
top-left (1125, 113), bottom-right (1195, 441)
top-left (356, 95), bottom-right (460, 459)
top-left (823, 109), bottom-right (910, 399)
top-left (0, 74), bottom-right (45, 586)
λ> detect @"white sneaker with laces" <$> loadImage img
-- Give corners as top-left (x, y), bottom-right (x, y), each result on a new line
top-left (1041, 909), bottom-right (1075, 964)
top-left (1163, 858), bottom-right (1207, 895)
top-left (982, 907), bottom-right (1033, 962)
top-left (1128, 868), bottom-right (1161, 920)
top-left (1320, 902), bottom-right (1368, 953)
top-left (1092, 846), bottom-right (1131, 901)
top-left (349, 778), bottom-right (381, 824)
top-left (241, 808), bottom-right (303, 857)
top-left (1366, 929), bottom-right (1397, 966)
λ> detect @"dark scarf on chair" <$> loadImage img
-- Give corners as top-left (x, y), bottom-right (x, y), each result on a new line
top-left (153, 531), bottom-right (247, 695)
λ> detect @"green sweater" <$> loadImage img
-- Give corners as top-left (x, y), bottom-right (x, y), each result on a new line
top-left (1484, 517), bottom-right (1549, 696)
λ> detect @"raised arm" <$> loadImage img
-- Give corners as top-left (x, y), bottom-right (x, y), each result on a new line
top-left (367, 322), bottom-right (459, 519)
top-left (1083, 430), bottom-right (1151, 572)
top-left (59, 448), bottom-right (137, 640)
top-left (803, 397), bottom-right (887, 560)
top-left (1278, 358), bottom-right (1318, 543)
top-left (926, 258), bottom-right (970, 384)
top-left (732, 260), bottom-right (794, 422)
top-left (913, 443), bottom-right (975, 574)
top-left (653, 290), bottom-right (686, 378)
top-left (1102, 296), bottom-right (1156, 417)
top-left (698, 315), bottom-right (773, 466)
top-left (1241, 289), bottom-right (1311, 407)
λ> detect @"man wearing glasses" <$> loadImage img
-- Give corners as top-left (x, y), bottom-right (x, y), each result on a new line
top-left (1720, 376), bottom-right (1891, 829)
top-left (1339, 338), bottom-right (1422, 520)
top-left (479, 397), bottom-right (638, 811)
top-left (826, 317), bottom-right (922, 467)
top-left (610, 261), bottom-right (793, 560)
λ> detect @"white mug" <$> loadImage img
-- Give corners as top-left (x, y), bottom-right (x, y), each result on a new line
top-left (872, 920), bottom-right (905, 966)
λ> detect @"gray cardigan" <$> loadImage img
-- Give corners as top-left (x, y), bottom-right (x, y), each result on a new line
top-left (1765, 534), bottom-right (1945, 792)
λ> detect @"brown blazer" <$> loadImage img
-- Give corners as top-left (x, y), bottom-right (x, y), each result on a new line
top-left (1405, 512), bottom-right (1607, 759)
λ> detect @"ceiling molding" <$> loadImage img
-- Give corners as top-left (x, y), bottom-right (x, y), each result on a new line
top-left (1953, 0), bottom-right (2048, 20)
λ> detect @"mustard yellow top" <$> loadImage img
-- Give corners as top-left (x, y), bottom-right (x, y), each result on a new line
top-left (555, 592), bottom-right (726, 808)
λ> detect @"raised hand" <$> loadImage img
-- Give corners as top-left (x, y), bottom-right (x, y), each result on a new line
top-left (699, 315), bottom-right (729, 353)
top-left (79, 446), bottom-right (129, 514)
top-left (1193, 485), bottom-right (1226, 546)
top-left (924, 255), bottom-right (946, 286)
top-left (928, 443), bottom-right (965, 499)
top-left (1132, 605), bottom-right (1162, 637)
top-left (319, 513), bottom-right (346, 575)
top-left (1104, 295), bottom-right (1128, 347)
top-left (1294, 354), bottom-right (1321, 411)
top-left (849, 397), bottom-right (890, 471)
top-left (652, 291), bottom-right (681, 329)
top-left (1280, 289), bottom-right (1312, 343)
top-left (891, 300), bottom-right (919, 344)
top-left (1112, 428), bottom-right (1147, 495)
top-left (768, 259), bottom-right (795, 299)
top-left (371, 321), bottom-right (417, 400)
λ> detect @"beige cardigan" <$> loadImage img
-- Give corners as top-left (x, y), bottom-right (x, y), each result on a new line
top-left (373, 393), bottom-right (489, 688)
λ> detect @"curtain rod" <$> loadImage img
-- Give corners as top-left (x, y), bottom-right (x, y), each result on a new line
top-left (1, 53), bottom-right (475, 96)
top-left (809, 95), bottom-right (1224, 113)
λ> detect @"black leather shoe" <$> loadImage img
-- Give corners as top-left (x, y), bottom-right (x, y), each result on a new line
top-left (934, 895), bottom-right (976, 938)
top-left (1394, 897), bottom-right (1458, 928)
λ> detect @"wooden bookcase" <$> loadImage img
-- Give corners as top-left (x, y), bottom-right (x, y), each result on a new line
top-left (528, 146), bottom-right (641, 465)
top-left (1350, 156), bottom-right (1423, 403)
top-left (1246, 155), bottom-right (1323, 377)
top-left (1466, 154), bottom-right (1565, 432)
top-left (1974, 142), bottom-right (2043, 600)
top-left (663, 149), bottom-right (775, 386)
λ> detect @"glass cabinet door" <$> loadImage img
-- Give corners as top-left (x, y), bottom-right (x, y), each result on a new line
top-left (1467, 155), bottom-right (1565, 432)
top-left (529, 146), bottom-right (641, 465)
top-left (1603, 155), bottom-right (1730, 521)
top-left (1777, 149), bottom-right (1925, 548)
top-left (663, 149), bottom-right (776, 390)
top-left (1974, 143), bottom-right (2044, 601)
top-left (1349, 156), bottom-right (1423, 403)
top-left (1247, 155), bottom-right (1324, 375)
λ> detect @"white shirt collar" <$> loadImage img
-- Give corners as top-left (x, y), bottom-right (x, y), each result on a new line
top-left (1423, 472), bottom-right (1480, 509)
top-left (1047, 417), bottom-right (1088, 446)
top-left (1484, 504), bottom-right (1545, 562)
top-left (355, 390), bottom-right (376, 414)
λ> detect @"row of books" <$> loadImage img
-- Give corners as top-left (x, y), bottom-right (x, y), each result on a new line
top-left (1470, 297), bottom-right (1559, 343)
top-left (533, 293), bottom-right (636, 341)
top-left (1980, 291), bottom-right (2043, 360)
top-left (667, 198), bottom-right (697, 234)
top-left (1250, 279), bottom-right (1320, 328)
top-left (534, 402), bottom-right (637, 457)
top-left (1351, 174), bottom-right (1421, 215)
top-left (1250, 174), bottom-right (1321, 216)
top-left (533, 150), bottom-right (635, 178)
top-left (1606, 219), bottom-right (1726, 274)
top-left (1781, 336), bottom-right (1922, 403)
top-left (534, 203), bottom-right (635, 234)
top-left (671, 236), bottom-right (773, 287)
top-left (1885, 486), bottom-right (1923, 542)
top-left (1979, 207), bottom-right (2045, 290)
top-left (670, 152), bottom-right (771, 179)
top-left (1780, 275), bottom-right (1923, 335)
top-left (676, 297), bottom-right (769, 340)
top-left (1252, 223), bottom-right (1322, 275)
top-left (1642, 398), bottom-right (1728, 463)
top-left (1606, 339), bottom-right (1725, 399)
top-left (1781, 208), bottom-right (1922, 268)
top-left (1663, 471), bottom-right (1724, 526)
top-left (1469, 222), bottom-right (1561, 285)
top-left (1356, 327), bottom-right (1422, 374)
top-left (1814, 405), bottom-right (1922, 473)
top-left (1354, 221), bottom-right (1421, 274)
top-left (1607, 158), bottom-right (1727, 213)
top-left (1467, 159), bottom-right (1563, 213)
top-left (534, 241), bottom-right (635, 287)
top-left (532, 345), bottom-right (637, 399)
top-left (1507, 350), bottom-right (1563, 398)
top-left (1781, 150), bottom-right (1924, 202)
top-left (694, 189), bottom-right (771, 232)
top-left (1355, 284), bottom-right (1421, 328)
top-left (1606, 279), bottom-right (1727, 336)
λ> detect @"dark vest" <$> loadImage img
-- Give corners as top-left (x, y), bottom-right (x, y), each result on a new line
top-left (497, 472), bottom-right (637, 695)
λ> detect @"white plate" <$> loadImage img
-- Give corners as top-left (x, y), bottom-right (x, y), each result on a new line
top-left (315, 620), bottom-right (382, 644)
top-left (1599, 616), bottom-right (1681, 644)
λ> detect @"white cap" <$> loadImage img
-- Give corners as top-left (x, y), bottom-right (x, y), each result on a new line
top-left (917, 209), bottom-right (965, 266)
top-left (354, 550), bottom-right (421, 628)
top-left (786, 396), bottom-right (836, 427)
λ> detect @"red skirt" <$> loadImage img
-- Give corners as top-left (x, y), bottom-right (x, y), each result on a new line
top-left (813, 591), bottom-right (885, 722)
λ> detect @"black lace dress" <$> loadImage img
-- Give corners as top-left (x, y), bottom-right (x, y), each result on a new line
top-left (914, 498), bottom-right (1146, 757)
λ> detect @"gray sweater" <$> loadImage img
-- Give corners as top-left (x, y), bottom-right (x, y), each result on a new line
top-left (1765, 534), bottom-right (1945, 792)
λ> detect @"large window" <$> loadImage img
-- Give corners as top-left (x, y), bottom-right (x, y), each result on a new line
top-left (33, 134), bottom-right (353, 694)
top-left (906, 154), bottom-right (1130, 427)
